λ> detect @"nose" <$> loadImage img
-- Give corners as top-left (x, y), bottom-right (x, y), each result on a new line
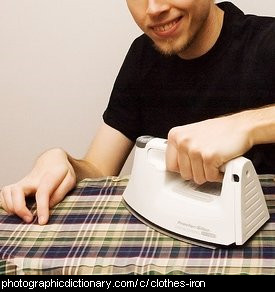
top-left (146, 0), bottom-right (170, 17)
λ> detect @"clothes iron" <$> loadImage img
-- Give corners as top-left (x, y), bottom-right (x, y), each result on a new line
top-left (123, 136), bottom-right (270, 246)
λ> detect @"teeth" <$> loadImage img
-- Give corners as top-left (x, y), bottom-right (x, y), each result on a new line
top-left (154, 19), bottom-right (178, 32)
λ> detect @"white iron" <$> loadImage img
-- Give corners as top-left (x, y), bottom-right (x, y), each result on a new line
top-left (123, 136), bottom-right (270, 246)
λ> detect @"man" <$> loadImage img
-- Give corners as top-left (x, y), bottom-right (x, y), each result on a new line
top-left (1, 0), bottom-right (274, 225)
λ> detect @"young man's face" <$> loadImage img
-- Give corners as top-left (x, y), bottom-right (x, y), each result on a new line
top-left (126, 0), bottom-right (215, 57)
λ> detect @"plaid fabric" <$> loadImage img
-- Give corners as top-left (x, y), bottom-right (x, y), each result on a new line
top-left (0, 176), bottom-right (274, 275)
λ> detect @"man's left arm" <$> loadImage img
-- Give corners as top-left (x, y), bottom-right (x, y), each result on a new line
top-left (166, 105), bottom-right (275, 185)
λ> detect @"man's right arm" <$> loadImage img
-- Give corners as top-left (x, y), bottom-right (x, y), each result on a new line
top-left (0, 123), bottom-right (134, 225)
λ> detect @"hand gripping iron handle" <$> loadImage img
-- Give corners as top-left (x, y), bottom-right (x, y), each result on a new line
top-left (136, 135), bottom-right (246, 179)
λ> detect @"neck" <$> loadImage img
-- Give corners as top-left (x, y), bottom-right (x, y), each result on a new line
top-left (178, 5), bottom-right (224, 60)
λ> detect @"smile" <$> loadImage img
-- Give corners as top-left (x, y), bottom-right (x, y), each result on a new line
top-left (151, 17), bottom-right (182, 37)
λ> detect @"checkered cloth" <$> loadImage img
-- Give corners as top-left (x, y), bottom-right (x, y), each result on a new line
top-left (0, 176), bottom-right (274, 275)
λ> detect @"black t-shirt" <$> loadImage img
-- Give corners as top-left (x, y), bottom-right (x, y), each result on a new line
top-left (103, 2), bottom-right (275, 174)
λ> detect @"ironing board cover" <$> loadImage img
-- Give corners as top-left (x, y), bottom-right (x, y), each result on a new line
top-left (0, 176), bottom-right (274, 275)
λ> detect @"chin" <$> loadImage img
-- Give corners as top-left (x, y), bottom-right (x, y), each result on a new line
top-left (153, 37), bottom-right (190, 56)
top-left (154, 42), bottom-right (187, 56)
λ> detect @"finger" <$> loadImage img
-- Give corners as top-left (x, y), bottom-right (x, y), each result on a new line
top-left (0, 188), bottom-right (10, 213)
top-left (49, 170), bottom-right (76, 208)
top-left (0, 186), bottom-right (14, 214)
top-left (36, 172), bottom-right (66, 225)
top-left (204, 163), bottom-right (224, 182)
top-left (189, 151), bottom-right (206, 185)
top-left (203, 156), bottom-right (224, 182)
top-left (166, 142), bottom-right (179, 172)
top-left (177, 151), bottom-right (193, 181)
top-left (11, 186), bottom-right (33, 223)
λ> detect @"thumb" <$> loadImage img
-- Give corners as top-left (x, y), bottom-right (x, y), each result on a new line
top-left (35, 172), bottom-right (65, 225)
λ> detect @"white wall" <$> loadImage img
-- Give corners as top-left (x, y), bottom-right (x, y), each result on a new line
top-left (0, 0), bottom-right (140, 186)
top-left (0, 1), bottom-right (275, 186)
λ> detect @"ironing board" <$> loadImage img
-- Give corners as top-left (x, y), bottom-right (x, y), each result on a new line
top-left (0, 176), bottom-right (274, 275)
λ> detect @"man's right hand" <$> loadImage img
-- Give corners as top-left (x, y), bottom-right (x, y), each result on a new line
top-left (0, 148), bottom-right (76, 225)
top-left (0, 123), bottom-right (135, 226)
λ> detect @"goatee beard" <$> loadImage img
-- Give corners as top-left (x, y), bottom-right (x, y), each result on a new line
top-left (153, 38), bottom-right (193, 57)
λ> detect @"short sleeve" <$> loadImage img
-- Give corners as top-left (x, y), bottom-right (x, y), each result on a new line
top-left (103, 36), bottom-right (145, 142)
